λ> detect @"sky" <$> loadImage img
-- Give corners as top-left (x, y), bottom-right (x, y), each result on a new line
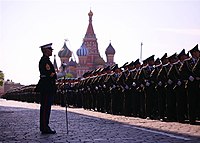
top-left (0, 0), bottom-right (200, 85)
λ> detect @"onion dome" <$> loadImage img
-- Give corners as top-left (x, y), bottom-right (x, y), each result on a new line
top-left (95, 57), bottom-right (105, 65)
top-left (76, 43), bottom-right (89, 56)
top-left (88, 10), bottom-right (93, 17)
top-left (105, 43), bottom-right (115, 55)
top-left (68, 58), bottom-right (77, 67)
top-left (58, 42), bottom-right (72, 58)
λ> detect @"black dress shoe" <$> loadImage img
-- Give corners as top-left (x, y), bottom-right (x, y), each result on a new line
top-left (189, 121), bottom-right (196, 125)
top-left (41, 130), bottom-right (56, 134)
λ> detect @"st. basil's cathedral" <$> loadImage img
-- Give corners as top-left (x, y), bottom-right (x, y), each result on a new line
top-left (54, 10), bottom-right (116, 78)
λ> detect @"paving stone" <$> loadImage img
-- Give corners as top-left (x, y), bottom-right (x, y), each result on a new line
top-left (0, 99), bottom-right (200, 143)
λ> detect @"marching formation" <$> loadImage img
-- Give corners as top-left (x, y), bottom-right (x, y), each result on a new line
top-left (2, 44), bottom-right (200, 125)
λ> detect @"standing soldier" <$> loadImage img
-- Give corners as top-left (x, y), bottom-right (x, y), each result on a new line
top-left (136, 58), bottom-right (148, 118)
top-left (150, 58), bottom-right (161, 119)
top-left (103, 66), bottom-right (112, 114)
top-left (110, 64), bottom-right (122, 115)
top-left (166, 53), bottom-right (178, 121)
top-left (180, 44), bottom-right (200, 124)
top-left (192, 57), bottom-right (200, 119)
top-left (36, 43), bottom-right (57, 134)
top-left (132, 59), bottom-right (141, 117)
top-left (157, 53), bottom-right (169, 121)
top-left (142, 55), bottom-right (155, 119)
top-left (173, 49), bottom-right (188, 123)
top-left (123, 61), bottom-right (135, 116)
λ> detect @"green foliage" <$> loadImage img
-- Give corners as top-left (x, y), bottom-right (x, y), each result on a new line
top-left (0, 71), bottom-right (4, 86)
top-left (66, 73), bottom-right (73, 78)
top-left (0, 80), bottom-right (3, 86)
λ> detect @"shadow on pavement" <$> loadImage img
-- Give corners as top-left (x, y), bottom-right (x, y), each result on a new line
top-left (0, 103), bottom-right (200, 143)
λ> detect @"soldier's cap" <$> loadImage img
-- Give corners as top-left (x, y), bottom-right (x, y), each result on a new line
top-left (111, 64), bottom-right (120, 71)
top-left (177, 49), bottom-right (186, 59)
top-left (186, 51), bottom-right (190, 57)
top-left (146, 55), bottom-right (155, 62)
top-left (103, 66), bottom-right (111, 72)
top-left (160, 53), bottom-right (168, 62)
top-left (134, 59), bottom-right (140, 65)
top-left (40, 43), bottom-right (53, 50)
top-left (189, 44), bottom-right (199, 53)
top-left (121, 62), bottom-right (129, 69)
top-left (155, 58), bottom-right (161, 64)
top-left (110, 64), bottom-right (116, 69)
top-left (142, 59), bottom-right (148, 64)
top-left (82, 71), bottom-right (90, 78)
top-left (91, 70), bottom-right (97, 75)
top-left (94, 68), bottom-right (102, 74)
top-left (168, 53), bottom-right (178, 61)
top-left (127, 61), bottom-right (134, 67)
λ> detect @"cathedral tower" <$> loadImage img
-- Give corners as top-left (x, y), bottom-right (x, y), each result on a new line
top-left (105, 42), bottom-right (115, 65)
top-left (83, 10), bottom-right (102, 67)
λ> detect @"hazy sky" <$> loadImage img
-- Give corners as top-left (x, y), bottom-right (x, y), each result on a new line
top-left (0, 0), bottom-right (200, 85)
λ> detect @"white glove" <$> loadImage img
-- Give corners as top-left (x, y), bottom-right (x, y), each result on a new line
top-left (168, 79), bottom-right (173, 85)
top-left (140, 84), bottom-right (144, 88)
top-left (196, 77), bottom-right (200, 81)
top-left (189, 76), bottom-right (194, 82)
top-left (177, 81), bottom-right (181, 86)
top-left (158, 81), bottom-right (162, 86)
top-left (132, 82), bottom-right (136, 87)
top-left (95, 86), bottom-right (98, 90)
top-left (103, 84), bottom-right (106, 88)
top-left (125, 85), bottom-right (129, 90)
top-left (112, 85), bottom-right (116, 89)
top-left (146, 81), bottom-right (150, 87)
top-left (56, 72), bottom-right (66, 79)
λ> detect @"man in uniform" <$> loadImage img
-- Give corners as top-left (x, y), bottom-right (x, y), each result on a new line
top-left (166, 53), bottom-right (179, 121)
top-left (110, 64), bottom-right (122, 115)
top-left (142, 55), bottom-right (155, 119)
top-left (136, 58), bottom-right (148, 118)
top-left (173, 49), bottom-right (188, 122)
top-left (132, 59), bottom-right (141, 117)
top-left (180, 44), bottom-right (200, 124)
top-left (36, 43), bottom-right (57, 134)
top-left (156, 53), bottom-right (169, 121)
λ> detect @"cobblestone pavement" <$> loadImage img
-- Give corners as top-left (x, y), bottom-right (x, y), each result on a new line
top-left (0, 99), bottom-right (200, 143)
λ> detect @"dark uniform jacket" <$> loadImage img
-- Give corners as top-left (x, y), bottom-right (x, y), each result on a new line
top-left (36, 55), bottom-right (57, 94)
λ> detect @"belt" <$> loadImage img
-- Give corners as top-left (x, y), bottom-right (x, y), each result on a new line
top-left (40, 75), bottom-right (47, 78)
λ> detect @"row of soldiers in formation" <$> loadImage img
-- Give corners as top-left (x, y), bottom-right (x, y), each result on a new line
top-left (57, 44), bottom-right (200, 125)
top-left (2, 44), bottom-right (200, 125)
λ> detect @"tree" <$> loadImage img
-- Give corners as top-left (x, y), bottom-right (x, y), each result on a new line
top-left (0, 71), bottom-right (4, 86)
top-left (66, 73), bottom-right (73, 78)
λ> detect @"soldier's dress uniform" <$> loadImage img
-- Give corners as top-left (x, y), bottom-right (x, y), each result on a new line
top-left (180, 45), bottom-right (200, 124)
top-left (157, 54), bottom-right (169, 120)
top-left (192, 58), bottom-right (200, 119)
top-left (166, 53), bottom-right (178, 121)
top-left (36, 43), bottom-right (57, 134)
top-left (173, 49), bottom-right (188, 123)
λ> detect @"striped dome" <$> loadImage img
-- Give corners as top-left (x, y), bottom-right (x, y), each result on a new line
top-left (76, 43), bottom-right (89, 56)
top-left (58, 42), bottom-right (72, 58)
top-left (105, 43), bottom-right (115, 55)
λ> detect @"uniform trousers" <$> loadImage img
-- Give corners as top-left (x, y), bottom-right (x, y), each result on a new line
top-left (40, 92), bottom-right (54, 132)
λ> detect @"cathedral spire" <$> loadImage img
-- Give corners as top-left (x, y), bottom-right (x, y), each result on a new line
top-left (84, 10), bottom-right (96, 40)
